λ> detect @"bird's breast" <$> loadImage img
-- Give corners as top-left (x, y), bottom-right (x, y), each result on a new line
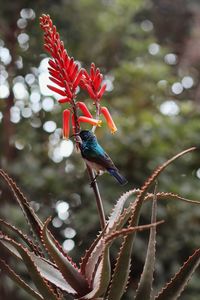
top-left (84, 159), bottom-right (106, 173)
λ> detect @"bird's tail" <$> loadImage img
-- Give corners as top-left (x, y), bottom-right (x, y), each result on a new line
top-left (108, 168), bottom-right (128, 185)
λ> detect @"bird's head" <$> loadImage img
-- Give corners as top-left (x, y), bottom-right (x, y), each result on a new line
top-left (79, 130), bottom-right (95, 142)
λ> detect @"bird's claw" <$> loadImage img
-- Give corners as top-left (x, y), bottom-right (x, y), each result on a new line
top-left (90, 174), bottom-right (98, 187)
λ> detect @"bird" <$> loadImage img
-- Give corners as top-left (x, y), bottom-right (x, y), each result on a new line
top-left (79, 130), bottom-right (128, 185)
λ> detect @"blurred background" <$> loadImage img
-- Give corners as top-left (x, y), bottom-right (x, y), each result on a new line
top-left (0, 0), bottom-right (200, 299)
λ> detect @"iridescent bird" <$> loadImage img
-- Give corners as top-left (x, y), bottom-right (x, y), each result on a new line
top-left (79, 130), bottom-right (128, 185)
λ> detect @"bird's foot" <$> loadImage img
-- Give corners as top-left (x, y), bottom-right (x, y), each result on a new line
top-left (90, 174), bottom-right (99, 187)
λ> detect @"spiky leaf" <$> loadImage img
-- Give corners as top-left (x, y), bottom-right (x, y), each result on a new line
top-left (0, 169), bottom-right (45, 252)
top-left (0, 218), bottom-right (42, 255)
top-left (82, 190), bottom-right (138, 285)
top-left (0, 258), bottom-right (44, 300)
top-left (80, 226), bottom-right (107, 275)
top-left (135, 185), bottom-right (158, 300)
top-left (41, 218), bottom-right (90, 297)
top-left (107, 189), bottom-right (138, 230)
top-left (145, 192), bottom-right (200, 206)
top-left (156, 248), bottom-right (200, 300)
top-left (0, 235), bottom-right (59, 300)
top-left (82, 223), bottom-right (162, 300)
top-left (107, 147), bottom-right (197, 300)
top-left (81, 245), bottom-right (110, 300)
top-left (0, 236), bottom-right (76, 294)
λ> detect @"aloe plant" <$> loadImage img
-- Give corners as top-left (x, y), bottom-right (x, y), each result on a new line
top-left (0, 14), bottom-right (200, 300)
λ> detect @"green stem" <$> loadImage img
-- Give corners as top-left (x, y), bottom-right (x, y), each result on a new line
top-left (87, 166), bottom-right (106, 230)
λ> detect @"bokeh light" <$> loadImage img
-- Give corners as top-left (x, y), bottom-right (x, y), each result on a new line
top-left (159, 100), bottom-right (180, 116)
top-left (43, 120), bottom-right (57, 133)
top-left (62, 239), bottom-right (75, 252)
top-left (56, 201), bottom-right (69, 221)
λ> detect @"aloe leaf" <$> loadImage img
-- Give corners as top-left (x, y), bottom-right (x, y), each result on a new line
top-left (81, 189), bottom-right (200, 274)
top-left (80, 225), bottom-right (108, 275)
top-left (81, 242), bottom-right (109, 298)
top-left (135, 184), bottom-right (158, 300)
top-left (81, 245), bottom-right (110, 300)
top-left (0, 235), bottom-right (60, 300)
top-left (106, 214), bottom-right (157, 300)
top-left (0, 169), bottom-right (44, 248)
top-left (41, 217), bottom-right (90, 297)
top-left (32, 255), bottom-right (76, 295)
top-left (132, 147), bottom-right (197, 223)
top-left (105, 222), bottom-right (163, 245)
top-left (82, 190), bottom-right (138, 284)
top-left (0, 235), bottom-right (76, 294)
top-left (145, 191), bottom-right (200, 206)
top-left (107, 147), bottom-right (196, 300)
top-left (107, 189), bottom-right (138, 230)
top-left (156, 248), bottom-right (200, 300)
top-left (106, 223), bottom-right (136, 299)
top-left (84, 235), bottom-right (107, 286)
top-left (83, 223), bottom-right (162, 300)
top-left (82, 229), bottom-right (110, 287)
top-left (0, 258), bottom-right (44, 300)
top-left (0, 218), bottom-right (42, 255)
top-left (114, 190), bottom-right (200, 237)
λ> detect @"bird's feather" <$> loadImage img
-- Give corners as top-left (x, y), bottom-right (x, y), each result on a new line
top-left (79, 130), bottom-right (128, 185)
top-left (81, 145), bottom-right (116, 171)
top-left (108, 168), bottom-right (128, 185)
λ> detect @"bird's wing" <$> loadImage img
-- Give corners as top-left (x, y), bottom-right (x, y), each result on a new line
top-left (82, 144), bottom-right (117, 170)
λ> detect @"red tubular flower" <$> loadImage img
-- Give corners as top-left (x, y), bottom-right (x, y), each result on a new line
top-left (76, 102), bottom-right (93, 118)
top-left (101, 107), bottom-right (117, 134)
top-left (47, 85), bottom-right (66, 97)
top-left (81, 62), bottom-right (107, 101)
top-left (40, 15), bottom-right (116, 139)
top-left (58, 97), bottom-right (71, 104)
top-left (40, 15), bottom-right (83, 102)
top-left (63, 109), bottom-right (71, 139)
top-left (78, 116), bottom-right (102, 127)
top-left (97, 83), bottom-right (107, 99)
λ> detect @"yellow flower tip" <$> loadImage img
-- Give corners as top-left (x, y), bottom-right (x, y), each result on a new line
top-left (111, 126), bottom-right (117, 134)
top-left (97, 120), bottom-right (102, 127)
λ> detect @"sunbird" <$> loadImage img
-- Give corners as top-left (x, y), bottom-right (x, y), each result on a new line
top-left (79, 130), bottom-right (128, 185)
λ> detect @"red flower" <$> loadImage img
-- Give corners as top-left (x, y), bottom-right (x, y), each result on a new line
top-left (101, 107), bottom-right (117, 133)
top-left (81, 63), bottom-right (107, 101)
top-left (63, 109), bottom-right (71, 139)
top-left (78, 116), bottom-right (102, 127)
top-left (40, 15), bottom-right (117, 138)
top-left (40, 14), bottom-right (83, 102)
top-left (76, 102), bottom-right (93, 118)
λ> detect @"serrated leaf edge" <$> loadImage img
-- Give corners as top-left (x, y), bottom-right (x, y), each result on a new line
top-left (41, 217), bottom-right (90, 297)
top-left (0, 258), bottom-right (44, 300)
top-left (135, 185), bottom-right (158, 300)
top-left (155, 248), bottom-right (200, 300)
top-left (0, 235), bottom-right (60, 300)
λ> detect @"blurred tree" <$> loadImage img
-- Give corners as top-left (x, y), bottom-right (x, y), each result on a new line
top-left (0, 0), bottom-right (200, 299)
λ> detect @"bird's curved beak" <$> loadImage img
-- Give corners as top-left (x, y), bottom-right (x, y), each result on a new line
top-left (70, 132), bottom-right (82, 144)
